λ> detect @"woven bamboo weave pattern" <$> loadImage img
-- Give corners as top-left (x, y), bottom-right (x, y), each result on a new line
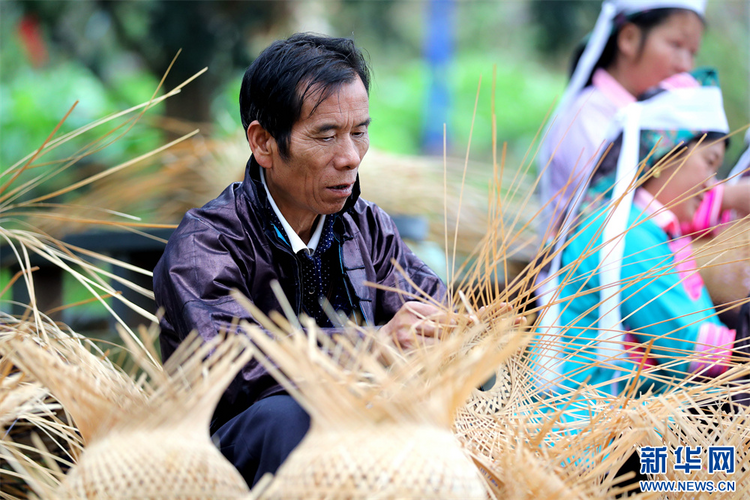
top-left (462, 362), bottom-right (513, 416)
top-left (3, 329), bottom-right (254, 500)
top-left (59, 429), bottom-right (249, 500)
top-left (265, 423), bottom-right (485, 500)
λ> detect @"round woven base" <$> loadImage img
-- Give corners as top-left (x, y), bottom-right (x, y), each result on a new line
top-left (59, 429), bottom-right (249, 499)
top-left (463, 362), bottom-right (513, 416)
top-left (265, 423), bottom-right (485, 499)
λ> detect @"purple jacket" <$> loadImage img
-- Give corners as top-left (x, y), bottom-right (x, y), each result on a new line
top-left (153, 157), bottom-right (446, 430)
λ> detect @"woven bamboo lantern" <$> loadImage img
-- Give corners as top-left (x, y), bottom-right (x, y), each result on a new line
top-left (3, 327), bottom-right (253, 500)
top-left (233, 292), bottom-right (523, 500)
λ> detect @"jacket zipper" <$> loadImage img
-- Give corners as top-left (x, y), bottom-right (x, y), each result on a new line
top-left (338, 236), bottom-right (368, 326)
top-left (266, 223), bottom-right (302, 314)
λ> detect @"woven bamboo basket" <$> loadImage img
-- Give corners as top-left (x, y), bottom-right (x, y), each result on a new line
top-left (455, 373), bottom-right (643, 499)
top-left (268, 423), bottom-right (484, 500)
top-left (3, 326), bottom-right (254, 500)
top-left (622, 379), bottom-right (750, 500)
top-left (60, 428), bottom-right (249, 499)
top-left (234, 293), bottom-right (525, 500)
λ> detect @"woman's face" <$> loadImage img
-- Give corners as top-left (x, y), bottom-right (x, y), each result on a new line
top-left (646, 139), bottom-right (725, 224)
top-left (621, 11), bottom-right (704, 95)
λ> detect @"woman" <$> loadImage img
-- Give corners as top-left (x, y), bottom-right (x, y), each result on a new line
top-left (534, 72), bottom-right (737, 410)
top-left (538, 0), bottom-right (724, 236)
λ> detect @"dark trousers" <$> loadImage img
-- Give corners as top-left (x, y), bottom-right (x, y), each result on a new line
top-left (214, 394), bottom-right (310, 487)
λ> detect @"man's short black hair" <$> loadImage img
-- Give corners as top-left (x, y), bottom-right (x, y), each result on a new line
top-left (239, 32), bottom-right (371, 159)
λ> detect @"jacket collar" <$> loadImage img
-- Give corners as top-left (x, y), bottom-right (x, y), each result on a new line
top-left (243, 155), bottom-right (361, 214)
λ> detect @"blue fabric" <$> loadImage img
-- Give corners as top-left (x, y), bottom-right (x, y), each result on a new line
top-left (215, 394), bottom-right (310, 487)
top-left (535, 204), bottom-right (724, 423)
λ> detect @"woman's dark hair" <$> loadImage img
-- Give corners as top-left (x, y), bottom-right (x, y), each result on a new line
top-left (239, 33), bottom-right (371, 159)
top-left (568, 8), bottom-right (701, 86)
top-left (593, 130), bottom-right (726, 186)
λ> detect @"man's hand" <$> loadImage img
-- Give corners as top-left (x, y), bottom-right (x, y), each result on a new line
top-left (380, 301), bottom-right (452, 351)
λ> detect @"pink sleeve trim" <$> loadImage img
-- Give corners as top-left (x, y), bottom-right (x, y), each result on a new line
top-left (689, 322), bottom-right (736, 377)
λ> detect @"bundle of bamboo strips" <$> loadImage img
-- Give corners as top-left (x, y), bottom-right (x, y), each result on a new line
top-left (0, 59), bottom-right (207, 332)
top-left (0, 59), bottom-right (253, 498)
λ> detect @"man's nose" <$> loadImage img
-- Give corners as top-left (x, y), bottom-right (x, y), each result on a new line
top-left (335, 136), bottom-right (362, 170)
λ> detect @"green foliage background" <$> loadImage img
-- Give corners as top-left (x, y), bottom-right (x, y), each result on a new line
top-left (3, 1), bottom-right (749, 171)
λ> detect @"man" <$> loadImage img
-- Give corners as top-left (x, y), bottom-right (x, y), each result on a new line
top-left (153, 33), bottom-right (448, 487)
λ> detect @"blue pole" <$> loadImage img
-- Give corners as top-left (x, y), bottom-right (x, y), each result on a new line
top-left (422, 0), bottom-right (454, 155)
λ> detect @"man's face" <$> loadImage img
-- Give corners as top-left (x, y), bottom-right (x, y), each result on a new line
top-left (264, 77), bottom-right (370, 229)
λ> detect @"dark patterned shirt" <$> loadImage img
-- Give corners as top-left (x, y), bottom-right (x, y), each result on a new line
top-left (265, 204), bottom-right (353, 327)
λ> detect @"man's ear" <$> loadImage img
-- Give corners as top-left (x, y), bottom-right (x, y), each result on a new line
top-left (617, 23), bottom-right (643, 61)
top-left (246, 120), bottom-right (276, 169)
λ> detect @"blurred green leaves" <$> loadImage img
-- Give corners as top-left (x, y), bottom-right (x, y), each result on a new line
top-left (1, 2), bottom-right (163, 200)
top-left (366, 51), bottom-right (564, 163)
